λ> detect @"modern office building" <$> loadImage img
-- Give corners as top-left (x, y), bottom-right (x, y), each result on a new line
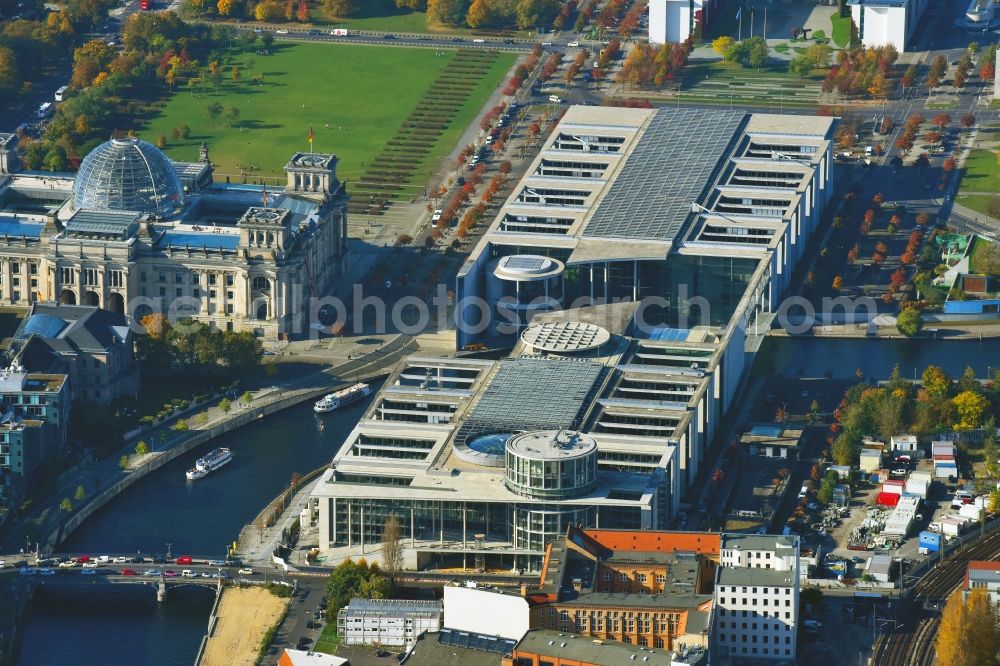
top-left (712, 533), bottom-right (801, 663)
top-left (10, 303), bottom-right (139, 404)
top-left (0, 137), bottom-right (349, 339)
top-left (0, 367), bottom-right (69, 508)
top-left (847, 0), bottom-right (929, 52)
top-left (336, 598), bottom-right (442, 647)
top-left (311, 107), bottom-right (834, 572)
top-left (649, 0), bottom-right (712, 44)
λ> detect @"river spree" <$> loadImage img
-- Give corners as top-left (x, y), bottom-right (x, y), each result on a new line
top-left (16, 387), bottom-right (379, 665)
top-left (14, 337), bottom-right (1000, 664)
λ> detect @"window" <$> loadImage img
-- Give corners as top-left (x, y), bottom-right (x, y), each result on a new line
top-left (602, 572), bottom-right (612, 581)
top-left (10, 262), bottom-right (19, 274)
top-left (175, 288), bottom-right (182, 297)
top-left (225, 274), bottom-right (234, 286)
top-left (175, 272), bottom-right (183, 283)
top-left (226, 304), bottom-right (234, 315)
top-left (638, 574), bottom-right (647, 583)
top-left (193, 289), bottom-right (200, 298)
top-left (158, 272), bottom-right (165, 283)
top-left (209, 289), bottom-right (217, 299)
top-left (620, 572), bottom-right (628, 581)
top-left (29, 264), bottom-right (37, 275)
top-left (141, 272), bottom-right (147, 282)
top-left (209, 274), bottom-right (217, 285)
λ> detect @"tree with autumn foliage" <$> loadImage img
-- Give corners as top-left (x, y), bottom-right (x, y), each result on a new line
top-left (933, 113), bottom-right (952, 130)
top-left (295, 0), bottom-right (308, 20)
top-left (832, 275), bottom-right (844, 290)
top-left (936, 587), bottom-right (999, 666)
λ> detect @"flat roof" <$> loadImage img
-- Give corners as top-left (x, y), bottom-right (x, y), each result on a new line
top-left (582, 108), bottom-right (747, 243)
top-left (0, 218), bottom-right (44, 238)
top-left (463, 357), bottom-right (605, 433)
top-left (720, 533), bottom-right (798, 552)
top-left (717, 567), bottom-right (796, 587)
top-left (507, 430), bottom-right (597, 461)
top-left (161, 230), bottom-right (240, 250)
top-left (515, 629), bottom-right (674, 665)
top-left (343, 597), bottom-right (441, 616)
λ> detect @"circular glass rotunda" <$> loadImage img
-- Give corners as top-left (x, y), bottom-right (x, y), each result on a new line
top-left (72, 137), bottom-right (185, 218)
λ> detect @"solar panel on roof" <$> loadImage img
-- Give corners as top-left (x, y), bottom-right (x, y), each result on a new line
top-left (583, 108), bottom-right (747, 243)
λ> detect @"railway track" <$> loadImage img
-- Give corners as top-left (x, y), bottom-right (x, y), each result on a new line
top-left (871, 527), bottom-right (1000, 665)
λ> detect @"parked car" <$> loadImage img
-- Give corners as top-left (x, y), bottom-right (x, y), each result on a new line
top-left (181, 570), bottom-right (196, 578)
top-left (176, 556), bottom-right (193, 565)
top-left (431, 209), bottom-right (442, 222)
top-left (164, 570), bottom-right (178, 577)
top-left (81, 569), bottom-right (97, 575)
top-left (39, 568), bottom-right (55, 576)
top-left (238, 567), bottom-right (254, 575)
top-left (567, 41), bottom-right (580, 47)
top-left (548, 95), bottom-right (562, 103)
top-left (73, 555), bottom-right (90, 564)
top-left (121, 568), bottom-right (137, 576)
top-left (144, 569), bottom-right (162, 577)
top-left (472, 38), bottom-right (485, 43)
top-left (208, 560), bottom-right (226, 567)
top-left (82, 562), bottom-right (99, 569)
top-left (275, 29), bottom-right (289, 34)
top-left (112, 556), bottom-right (129, 564)
top-left (58, 560), bottom-right (76, 568)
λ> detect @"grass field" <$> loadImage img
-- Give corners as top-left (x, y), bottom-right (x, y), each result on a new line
top-left (831, 11), bottom-right (852, 48)
top-left (314, 622), bottom-right (340, 655)
top-left (970, 235), bottom-right (1000, 272)
top-left (955, 194), bottom-right (996, 217)
top-left (140, 43), bottom-right (513, 184)
top-left (673, 61), bottom-right (823, 107)
top-left (958, 148), bottom-right (1000, 193)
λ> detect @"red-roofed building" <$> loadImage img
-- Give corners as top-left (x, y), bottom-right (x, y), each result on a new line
top-left (965, 561), bottom-right (1000, 604)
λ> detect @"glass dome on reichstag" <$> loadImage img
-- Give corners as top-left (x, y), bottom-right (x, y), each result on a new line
top-left (72, 137), bottom-right (184, 218)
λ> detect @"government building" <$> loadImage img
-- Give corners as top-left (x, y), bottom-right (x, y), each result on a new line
top-left (309, 107), bottom-right (836, 574)
top-left (0, 135), bottom-right (350, 339)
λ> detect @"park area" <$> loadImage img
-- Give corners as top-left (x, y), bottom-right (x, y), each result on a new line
top-left (140, 42), bottom-right (515, 197)
top-left (956, 147), bottom-right (1000, 218)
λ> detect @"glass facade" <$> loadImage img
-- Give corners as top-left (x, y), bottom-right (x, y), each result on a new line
top-left (511, 504), bottom-right (597, 552)
top-left (504, 449), bottom-right (597, 500)
top-left (72, 138), bottom-right (184, 218)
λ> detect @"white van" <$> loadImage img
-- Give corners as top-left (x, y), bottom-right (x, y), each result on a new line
top-left (798, 484), bottom-right (809, 499)
top-left (54, 86), bottom-right (67, 102)
top-left (36, 102), bottom-right (53, 119)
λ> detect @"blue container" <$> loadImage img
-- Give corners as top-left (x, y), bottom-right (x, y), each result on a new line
top-left (919, 531), bottom-right (942, 552)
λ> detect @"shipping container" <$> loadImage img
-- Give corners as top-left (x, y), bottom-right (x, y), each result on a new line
top-left (905, 480), bottom-right (928, 498)
top-left (909, 470), bottom-right (932, 485)
top-left (876, 492), bottom-right (901, 507)
top-left (918, 530), bottom-right (942, 553)
top-left (882, 481), bottom-right (904, 495)
top-left (960, 503), bottom-right (983, 520)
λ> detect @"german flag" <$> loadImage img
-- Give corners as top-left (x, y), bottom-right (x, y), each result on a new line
top-left (308, 126), bottom-right (314, 150)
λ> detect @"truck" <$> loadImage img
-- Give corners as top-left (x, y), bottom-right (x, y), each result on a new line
top-left (35, 102), bottom-right (53, 119)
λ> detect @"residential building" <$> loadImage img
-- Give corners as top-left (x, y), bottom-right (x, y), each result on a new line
top-left (712, 534), bottom-right (800, 663)
top-left (847, 0), bottom-right (929, 52)
top-left (0, 138), bottom-right (349, 339)
top-left (965, 561), bottom-right (1000, 604)
top-left (11, 303), bottom-right (138, 404)
top-left (739, 424), bottom-right (803, 459)
top-left (336, 598), bottom-right (441, 647)
top-left (0, 368), bottom-right (70, 507)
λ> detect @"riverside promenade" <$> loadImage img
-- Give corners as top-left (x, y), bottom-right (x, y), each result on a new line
top-left (0, 333), bottom-right (419, 555)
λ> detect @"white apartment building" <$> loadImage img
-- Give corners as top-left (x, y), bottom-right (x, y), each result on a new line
top-left (847, 0), bottom-right (929, 52)
top-left (712, 534), bottom-right (800, 664)
top-left (336, 598), bottom-right (442, 647)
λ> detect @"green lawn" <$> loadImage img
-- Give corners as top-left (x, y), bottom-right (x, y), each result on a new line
top-left (831, 11), bottom-right (852, 48)
top-left (955, 194), bottom-right (996, 218)
top-left (970, 235), bottom-right (1000, 272)
top-left (958, 148), bottom-right (1000, 193)
top-left (313, 623), bottom-right (340, 655)
top-left (140, 43), bottom-right (512, 184)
